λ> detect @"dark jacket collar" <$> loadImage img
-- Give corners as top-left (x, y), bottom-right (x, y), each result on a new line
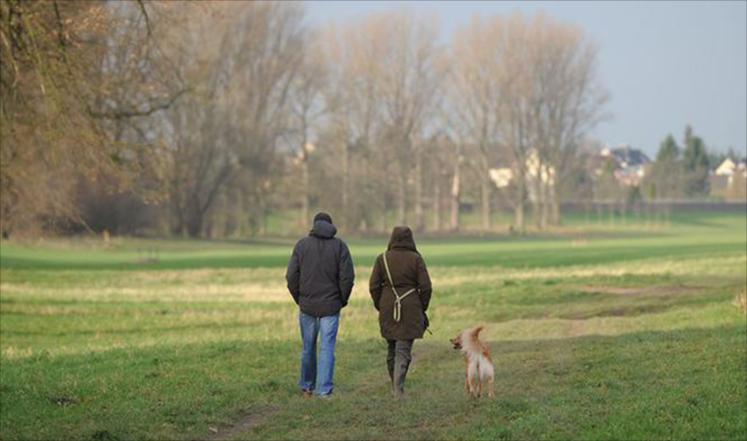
top-left (310, 220), bottom-right (337, 239)
top-left (387, 226), bottom-right (417, 252)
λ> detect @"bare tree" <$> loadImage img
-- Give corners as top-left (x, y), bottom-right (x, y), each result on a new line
top-left (370, 11), bottom-right (443, 228)
top-left (2, 3), bottom-right (610, 239)
top-left (450, 15), bottom-right (515, 231)
top-left (289, 33), bottom-right (327, 227)
top-left (160, 2), bottom-right (305, 237)
top-left (449, 13), bottom-right (607, 232)
top-left (321, 15), bottom-right (389, 231)
top-left (0, 0), bottom-right (183, 237)
top-left (521, 13), bottom-right (608, 228)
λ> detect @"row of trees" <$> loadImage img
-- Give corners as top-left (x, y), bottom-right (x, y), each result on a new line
top-left (590, 125), bottom-right (746, 226)
top-left (647, 125), bottom-right (711, 201)
top-left (1, 1), bottom-right (185, 236)
top-left (4, 1), bottom-right (731, 239)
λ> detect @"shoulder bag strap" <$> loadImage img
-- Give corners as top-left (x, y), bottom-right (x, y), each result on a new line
top-left (382, 251), bottom-right (416, 322)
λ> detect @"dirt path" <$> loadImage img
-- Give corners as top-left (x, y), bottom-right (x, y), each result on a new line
top-left (569, 319), bottom-right (587, 337)
top-left (207, 407), bottom-right (276, 441)
top-left (580, 284), bottom-right (704, 297)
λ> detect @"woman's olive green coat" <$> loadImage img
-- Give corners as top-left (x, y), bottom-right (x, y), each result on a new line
top-left (369, 226), bottom-right (432, 340)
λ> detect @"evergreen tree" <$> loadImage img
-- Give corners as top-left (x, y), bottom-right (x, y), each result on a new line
top-left (647, 134), bottom-right (683, 200)
top-left (682, 125), bottom-right (710, 196)
top-left (656, 134), bottom-right (680, 162)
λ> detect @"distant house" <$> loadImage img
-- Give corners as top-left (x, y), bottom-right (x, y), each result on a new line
top-left (710, 158), bottom-right (747, 199)
top-left (605, 144), bottom-right (651, 170)
top-left (714, 158), bottom-right (746, 177)
top-left (488, 149), bottom-right (555, 202)
top-left (589, 144), bottom-right (651, 187)
top-left (715, 158), bottom-right (737, 176)
top-left (488, 168), bottom-right (513, 189)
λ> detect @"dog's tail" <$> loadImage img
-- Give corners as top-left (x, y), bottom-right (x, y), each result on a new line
top-left (470, 325), bottom-right (485, 340)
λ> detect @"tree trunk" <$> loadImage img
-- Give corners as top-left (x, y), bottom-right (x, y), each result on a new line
top-left (514, 167), bottom-right (526, 233)
top-left (262, 204), bottom-right (269, 235)
top-left (539, 182), bottom-right (548, 230)
top-left (379, 162), bottom-right (389, 233)
top-left (542, 180), bottom-right (554, 228)
top-left (450, 159), bottom-right (461, 232)
top-left (584, 200), bottom-right (590, 225)
top-left (646, 201), bottom-right (652, 228)
top-left (341, 139), bottom-right (349, 230)
top-left (514, 201), bottom-right (524, 233)
top-left (300, 150), bottom-right (309, 227)
top-left (381, 207), bottom-right (388, 233)
top-left (481, 174), bottom-right (491, 231)
top-left (414, 148), bottom-right (424, 232)
top-left (396, 174), bottom-right (407, 225)
top-left (186, 210), bottom-right (203, 238)
top-left (538, 162), bottom-right (549, 230)
top-left (532, 178), bottom-right (542, 230)
top-left (549, 182), bottom-right (560, 226)
top-left (433, 177), bottom-right (441, 231)
top-left (173, 208), bottom-right (186, 237)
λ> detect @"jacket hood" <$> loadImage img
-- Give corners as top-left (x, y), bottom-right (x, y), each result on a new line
top-left (313, 212), bottom-right (333, 224)
top-left (387, 226), bottom-right (418, 252)
top-left (310, 219), bottom-right (337, 239)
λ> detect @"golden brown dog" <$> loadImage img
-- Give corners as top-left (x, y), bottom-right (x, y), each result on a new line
top-left (450, 325), bottom-right (494, 398)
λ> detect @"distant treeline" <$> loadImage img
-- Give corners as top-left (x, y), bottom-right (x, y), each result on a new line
top-left (1, 1), bottom-right (743, 239)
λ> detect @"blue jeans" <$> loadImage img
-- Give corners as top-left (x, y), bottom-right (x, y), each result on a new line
top-left (298, 311), bottom-right (340, 396)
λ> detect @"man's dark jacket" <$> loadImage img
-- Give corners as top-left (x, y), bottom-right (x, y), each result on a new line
top-left (286, 219), bottom-right (355, 317)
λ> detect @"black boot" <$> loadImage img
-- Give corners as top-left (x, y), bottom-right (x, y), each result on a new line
top-left (393, 340), bottom-right (413, 398)
top-left (387, 340), bottom-right (396, 385)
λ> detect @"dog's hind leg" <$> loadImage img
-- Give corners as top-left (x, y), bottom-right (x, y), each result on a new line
top-left (488, 376), bottom-right (495, 398)
top-left (470, 377), bottom-right (479, 398)
top-left (464, 359), bottom-right (471, 395)
top-left (467, 361), bottom-right (479, 398)
top-left (467, 371), bottom-right (478, 398)
top-left (475, 365), bottom-right (482, 398)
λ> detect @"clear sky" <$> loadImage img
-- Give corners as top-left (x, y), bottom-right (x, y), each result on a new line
top-left (306, 1), bottom-right (747, 156)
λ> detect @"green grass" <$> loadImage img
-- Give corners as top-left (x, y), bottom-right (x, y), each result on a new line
top-left (1, 212), bottom-right (746, 440)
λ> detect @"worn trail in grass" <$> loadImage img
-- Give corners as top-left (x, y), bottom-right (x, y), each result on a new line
top-left (0, 212), bottom-right (745, 440)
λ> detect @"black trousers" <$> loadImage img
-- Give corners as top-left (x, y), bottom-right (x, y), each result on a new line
top-left (386, 339), bottom-right (413, 396)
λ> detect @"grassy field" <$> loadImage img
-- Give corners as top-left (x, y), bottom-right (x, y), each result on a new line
top-left (1, 212), bottom-right (746, 440)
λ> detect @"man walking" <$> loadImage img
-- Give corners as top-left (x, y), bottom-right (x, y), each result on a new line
top-left (286, 212), bottom-right (355, 398)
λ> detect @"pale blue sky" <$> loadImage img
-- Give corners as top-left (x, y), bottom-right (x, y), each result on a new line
top-left (306, 1), bottom-right (747, 156)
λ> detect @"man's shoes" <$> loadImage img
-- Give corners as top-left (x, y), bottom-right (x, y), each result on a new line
top-left (302, 389), bottom-right (313, 398)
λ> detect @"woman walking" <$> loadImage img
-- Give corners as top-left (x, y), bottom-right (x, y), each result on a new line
top-left (369, 226), bottom-right (432, 398)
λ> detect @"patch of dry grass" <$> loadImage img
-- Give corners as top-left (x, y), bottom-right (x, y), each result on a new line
top-left (431, 255), bottom-right (746, 288)
top-left (733, 289), bottom-right (747, 314)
